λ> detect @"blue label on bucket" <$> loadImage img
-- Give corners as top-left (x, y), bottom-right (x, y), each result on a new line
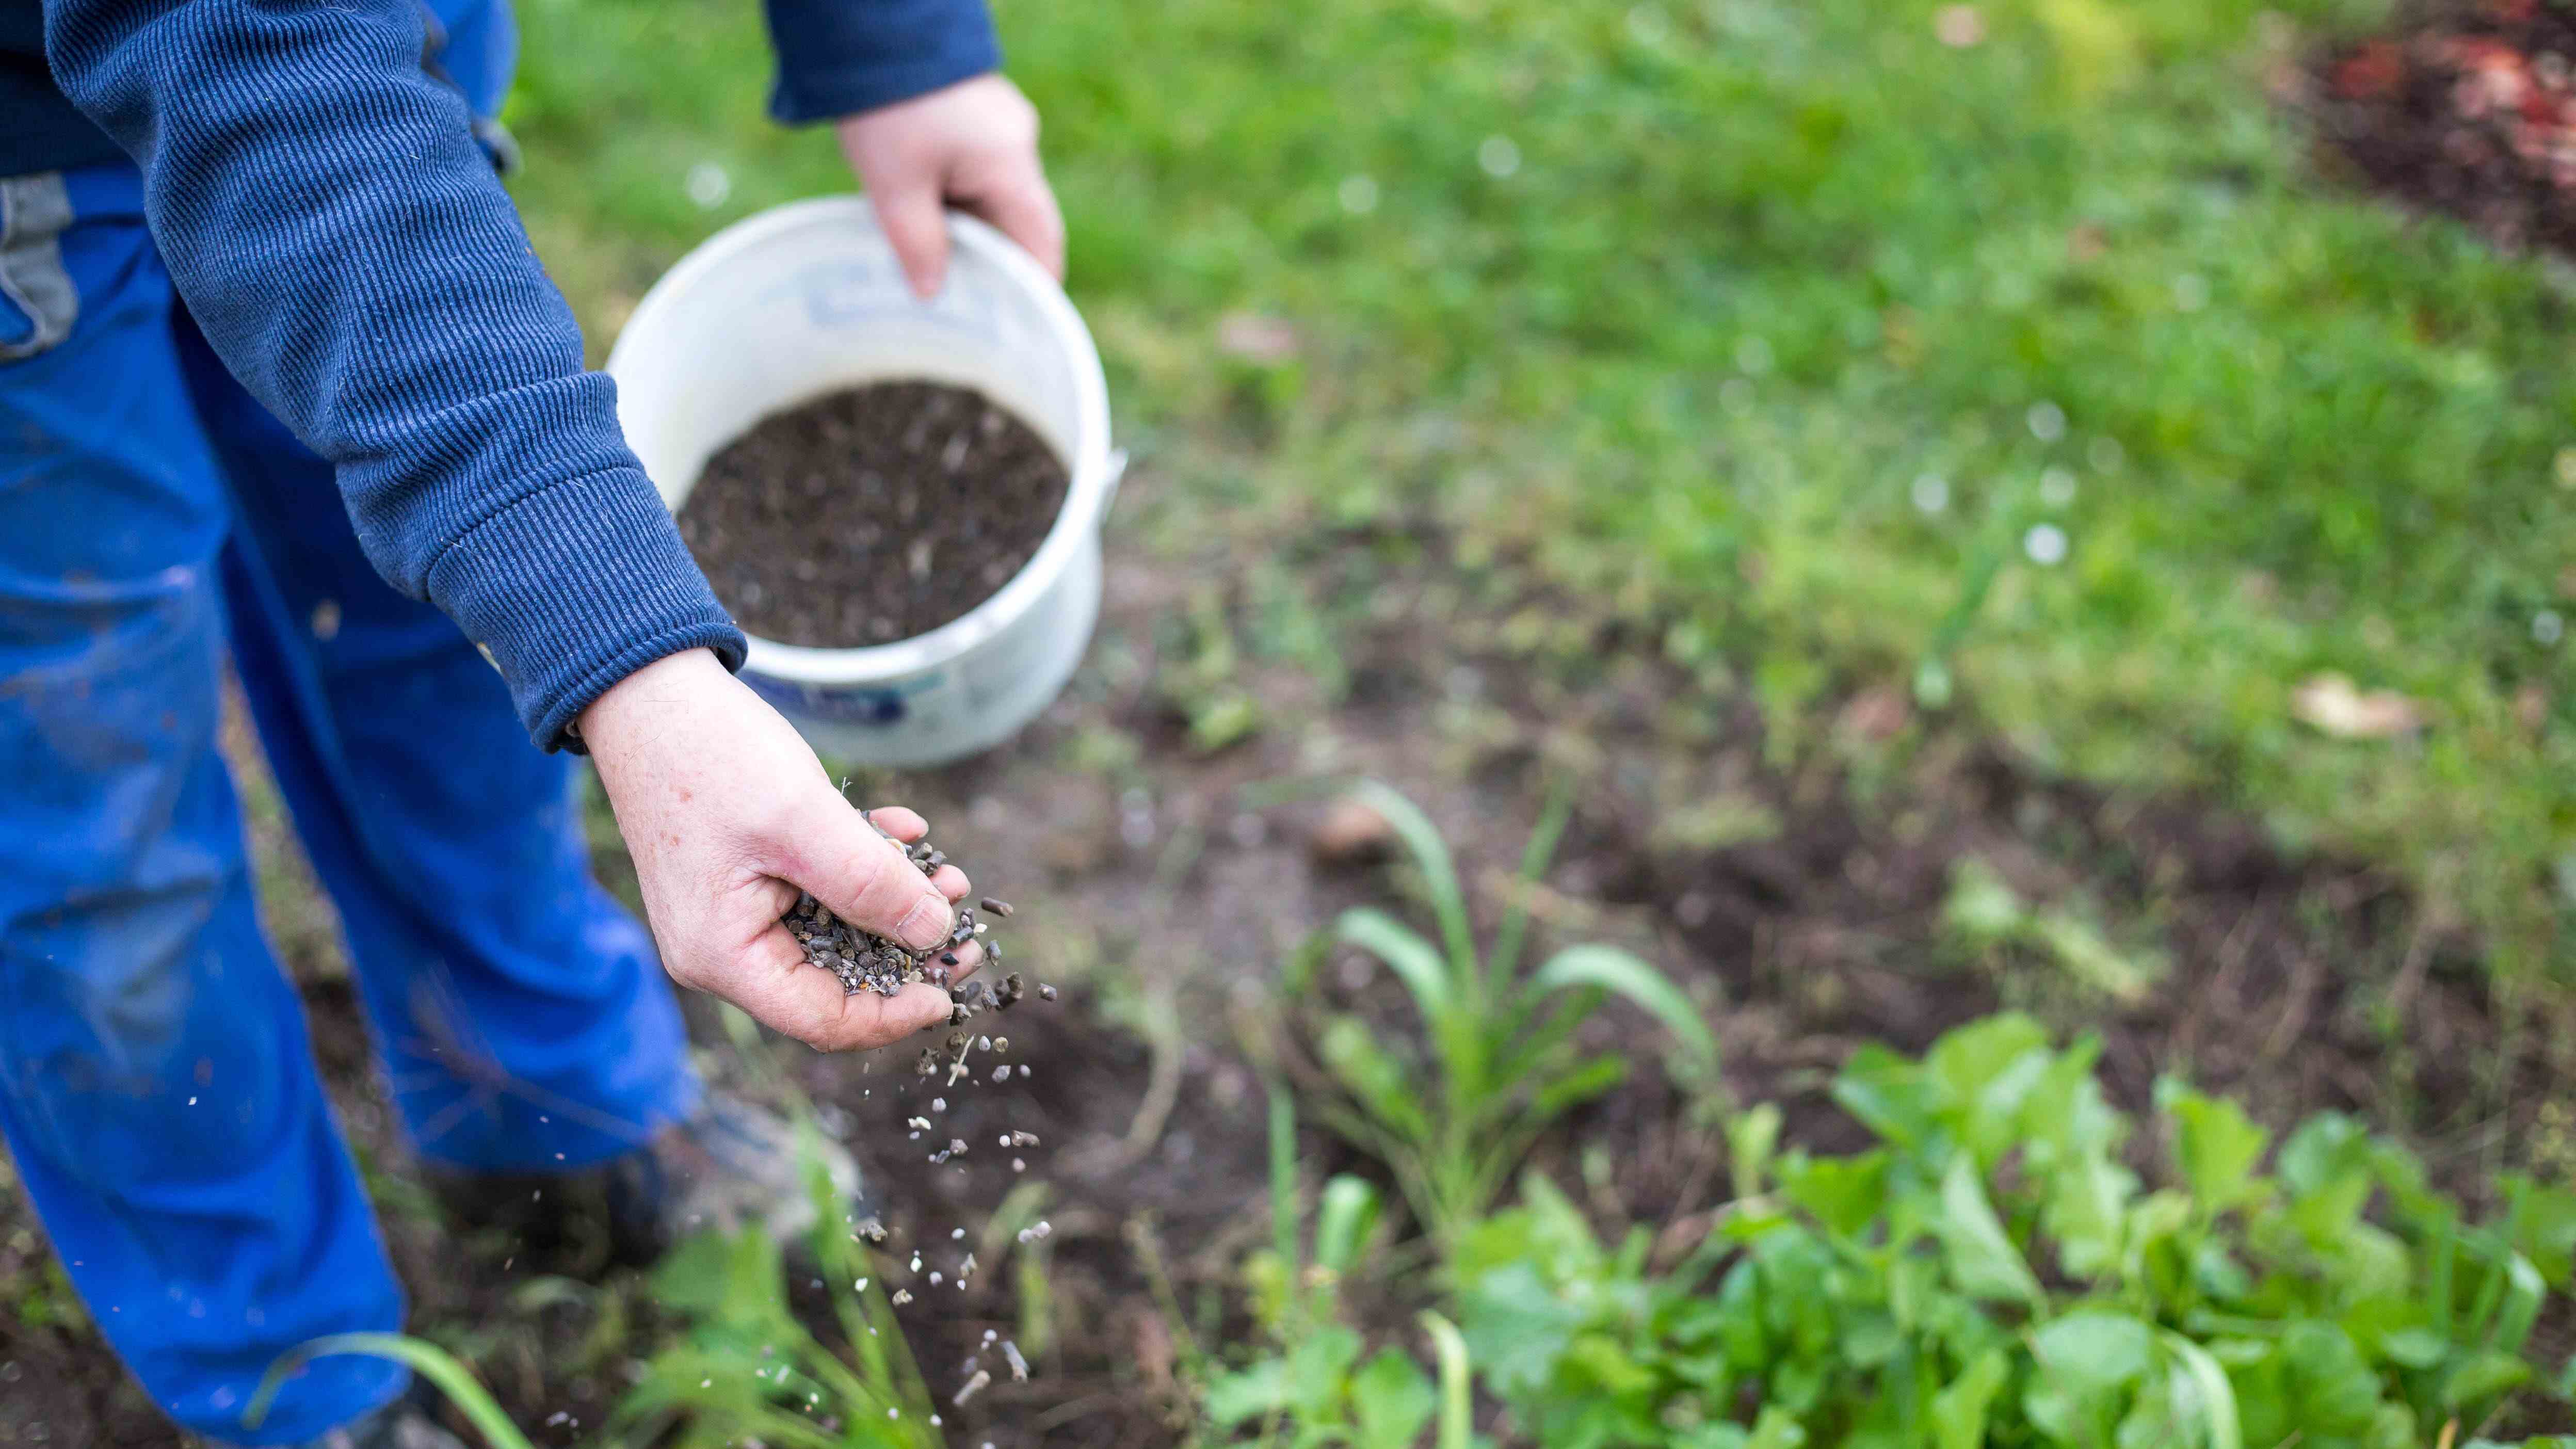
top-left (747, 668), bottom-right (947, 729)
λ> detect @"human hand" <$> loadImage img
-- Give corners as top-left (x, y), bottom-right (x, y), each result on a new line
top-left (836, 72), bottom-right (1065, 298)
top-left (578, 648), bottom-right (979, 1050)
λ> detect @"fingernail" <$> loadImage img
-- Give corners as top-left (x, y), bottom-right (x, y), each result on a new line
top-left (896, 894), bottom-right (951, 951)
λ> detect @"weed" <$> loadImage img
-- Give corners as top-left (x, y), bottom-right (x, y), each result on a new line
top-left (1290, 779), bottom-right (1718, 1245)
top-left (248, 1113), bottom-right (933, 1449)
top-left (1444, 1012), bottom-right (2576, 1447)
top-left (1157, 585), bottom-right (1264, 754)
top-left (1199, 1087), bottom-right (1469, 1449)
top-left (1940, 856), bottom-right (2166, 1006)
top-left (610, 1117), bottom-right (938, 1446)
top-left (245, 1334), bottom-right (533, 1449)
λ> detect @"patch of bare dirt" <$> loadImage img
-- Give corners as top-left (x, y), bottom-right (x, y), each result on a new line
top-left (2311, 0), bottom-right (2576, 255)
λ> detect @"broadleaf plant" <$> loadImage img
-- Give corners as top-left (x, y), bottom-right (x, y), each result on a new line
top-left (1441, 1013), bottom-right (2576, 1448)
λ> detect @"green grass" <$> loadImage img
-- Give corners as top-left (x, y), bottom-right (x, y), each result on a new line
top-left (508, 0), bottom-right (2573, 973)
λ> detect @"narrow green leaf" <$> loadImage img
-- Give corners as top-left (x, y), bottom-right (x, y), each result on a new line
top-left (1488, 778), bottom-right (1575, 985)
top-left (1531, 944), bottom-right (1718, 1076)
top-left (1279, 927), bottom-right (1332, 1002)
top-left (247, 1334), bottom-right (536, 1449)
top-left (2433, 1212), bottom-right (2459, 1340)
top-left (1729, 1102), bottom-right (1783, 1200)
top-left (1318, 1016), bottom-right (1434, 1144)
top-left (1269, 1081), bottom-right (1300, 1272)
top-left (1353, 780), bottom-right (1476, 980)
top-left (1420, 1311), bottom-right (1474, 1449)
top-left (1315, 1176), bottom-right (1383, 1277)
top-left (1489, 990), bottom-right (1598, 1096)
top-left (1526, 1052), bottom-right (1628, 1123)
top-left (2164, 1332), bottom-right (2244, 1449)
top-left (1336, 906), bottom-right (1453, 1023)
top-left (2486, 1251), bottom-right (2547, 1355)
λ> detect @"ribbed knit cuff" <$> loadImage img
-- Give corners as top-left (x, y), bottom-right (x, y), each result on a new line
top-left (764, 0), bottom-right (1001, 125)
top-left (425, 466), bottom-right (747, 752)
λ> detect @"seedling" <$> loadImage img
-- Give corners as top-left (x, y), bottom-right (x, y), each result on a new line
top-left (610, 1117), bottom-right (938, 1447)
top-left (246, 1333), bottom-right (533, 1449)
top-left (1291, 779), bottom-right (1719, 1246)
top-left (1200, 1087), bottom-right (1471, 1449)
top-left (1444, 1014), bottom-right (2576, 1447)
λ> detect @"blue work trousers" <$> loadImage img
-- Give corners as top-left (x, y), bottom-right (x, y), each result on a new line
top-left (0, 103), bottom-right (697, 1449)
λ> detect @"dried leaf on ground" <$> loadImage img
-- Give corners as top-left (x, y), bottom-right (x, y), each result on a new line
top-left (2291, 672), bottom-right (2428, 739)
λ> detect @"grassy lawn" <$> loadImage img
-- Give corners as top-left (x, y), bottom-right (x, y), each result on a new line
top-left (509, 0), bottom-right (2571, 981)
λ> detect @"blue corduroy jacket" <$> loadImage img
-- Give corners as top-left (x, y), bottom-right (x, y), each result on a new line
top-left (5, 0), bottom-right (998, 748)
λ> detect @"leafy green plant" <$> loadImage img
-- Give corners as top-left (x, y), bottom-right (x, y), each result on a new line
top-left (263, 1123), bottom-right (939, 1449)
top-left (1446, 1013), bottom-right (2576, 1448)
top-left (613, 1119), bottom-right (937, 1448)
top-left (1159, 585), bottom-right (1264, 754)
top-left (1293, 779), bottom-right (1720, 1245)
top-left (1940, 858), bottom-right (2164, 1006)
top-left (1200, 1087), bottom-right (1465, 1449)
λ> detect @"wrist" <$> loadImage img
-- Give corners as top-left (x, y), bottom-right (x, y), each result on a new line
top-left (575, 647), bottom-right (730, 751)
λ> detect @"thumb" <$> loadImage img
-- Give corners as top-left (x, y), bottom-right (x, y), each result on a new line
top-left (785, 795), bottom-right (956, 954)
top-left (870, 178), bottom-right (953, 300)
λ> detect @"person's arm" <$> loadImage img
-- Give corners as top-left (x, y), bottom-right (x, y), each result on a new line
top-left (47, 0), bottom-right (965, 1047)
top-left (761, 0), bottom-right (1063, 296)
top-left (49, 0), bottom-right (718, 751)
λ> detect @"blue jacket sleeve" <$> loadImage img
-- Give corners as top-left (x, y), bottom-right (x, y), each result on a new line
top-left (45, 0), bottom-right (747, 751)
top-left (760, 0), bottom-right (1000, 124)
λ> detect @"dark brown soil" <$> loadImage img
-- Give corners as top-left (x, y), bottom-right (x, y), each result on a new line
top-left (2, 522), bottom-right (2564, 1448)
top-left (794, 987), bottom-right (1265, 1449)
top-left (679, 381), bottom-right (1070, 648)
top-left (2310, 0), bottom-right (2576, 255)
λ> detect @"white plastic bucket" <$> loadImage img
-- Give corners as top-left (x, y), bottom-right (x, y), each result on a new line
top-left (606, 197), bottom-right (1118, 767)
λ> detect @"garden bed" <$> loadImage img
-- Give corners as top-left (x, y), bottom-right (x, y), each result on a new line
top-left (2312, 0), bottom-right (2576, 255)
top-left (0, 525), bottom-right (2560, 1447)
top-left (15, 523), bottom-right (2555, 1434)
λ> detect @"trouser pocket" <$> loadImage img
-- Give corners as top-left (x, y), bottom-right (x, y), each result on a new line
top-left (0, 173), bottom-right (77, 361)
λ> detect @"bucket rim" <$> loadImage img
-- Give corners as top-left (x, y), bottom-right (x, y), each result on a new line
top-left (607, 195), bottom-right (1115, 689)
